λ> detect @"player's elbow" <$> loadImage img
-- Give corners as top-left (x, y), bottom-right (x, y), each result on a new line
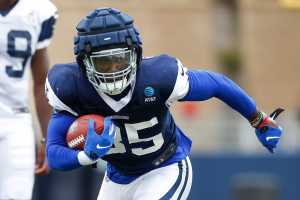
top-left (46, 144), bottom-right (79, 171)
top-left (47, 157), bottom-right (63, 171)
top-left (46, 144), bottom-right (64, 170)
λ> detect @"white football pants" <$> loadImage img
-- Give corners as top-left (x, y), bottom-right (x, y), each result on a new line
top-left (98, 157), bottom-right (192, 200)
top-left (0, 113), bottom-right (35, 200)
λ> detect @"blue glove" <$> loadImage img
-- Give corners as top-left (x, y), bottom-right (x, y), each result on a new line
top-left (255, 108), bottom-right (284, 153)
top-left (84, 117), bottom-right (116, 160)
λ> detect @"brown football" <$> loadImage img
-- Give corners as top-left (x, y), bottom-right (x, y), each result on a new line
top-left (66, 114), bottom-right (104, 150)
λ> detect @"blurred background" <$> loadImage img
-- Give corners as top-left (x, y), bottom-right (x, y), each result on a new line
top-left (33, 0), bottom-right (300, 199)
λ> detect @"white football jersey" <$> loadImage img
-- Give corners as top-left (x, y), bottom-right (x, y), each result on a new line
top-left (0, 0), bottom-right (57, 114)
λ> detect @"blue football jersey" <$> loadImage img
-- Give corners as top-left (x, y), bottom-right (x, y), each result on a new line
top-left (46, 54), bottom-right (192, 176)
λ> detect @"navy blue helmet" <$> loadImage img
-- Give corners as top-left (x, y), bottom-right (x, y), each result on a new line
top-left (74, 8), bottom-right (143, 95)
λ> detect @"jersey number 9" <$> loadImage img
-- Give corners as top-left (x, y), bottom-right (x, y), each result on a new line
top-left (6, 30), bottom-right (32, 78)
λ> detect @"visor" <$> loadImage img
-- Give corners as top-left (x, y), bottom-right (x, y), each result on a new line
top-left (90, 49), bottom-right (131, 73)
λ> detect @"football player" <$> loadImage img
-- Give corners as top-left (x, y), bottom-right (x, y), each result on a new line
top-left (45, 8), bottom-right (283, 200)
top-left (0, 0), bottom-right (57, 199)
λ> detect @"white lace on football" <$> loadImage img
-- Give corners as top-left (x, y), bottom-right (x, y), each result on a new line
top-left (68, 135), bottom-right (85, 148)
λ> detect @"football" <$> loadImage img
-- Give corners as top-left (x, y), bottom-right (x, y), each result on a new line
top-left (66, 114), bottom-right (105, 150)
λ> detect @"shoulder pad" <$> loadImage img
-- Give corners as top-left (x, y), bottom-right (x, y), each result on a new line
top-left (46, 63), bottom-right (80, 116)
top-left (138, 54), bottom-right (179, 101)
top-left (34, 0), bottom-right (58, 48)
top-left (33, 0), bottom-right (58, 23)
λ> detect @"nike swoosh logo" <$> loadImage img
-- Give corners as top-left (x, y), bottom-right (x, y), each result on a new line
top-left (96, 144), bottom-right (111, 149)
top-left (266, 136), bottom-right (280, 141)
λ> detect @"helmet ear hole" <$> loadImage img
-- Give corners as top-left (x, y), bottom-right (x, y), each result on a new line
top-left (77, 54), bottom-right (86, 75)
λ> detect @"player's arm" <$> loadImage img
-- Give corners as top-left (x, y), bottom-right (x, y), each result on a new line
top-left (180, 69), bottom-right (283, 153)
top-left (31, 48), bottom-right (52, 143)
top-left (46, 112), bottom-right (82, 170)
top-left (32, 0), bottom-right (58, 175)
top-left (31, 48), bottom-right (52, 174)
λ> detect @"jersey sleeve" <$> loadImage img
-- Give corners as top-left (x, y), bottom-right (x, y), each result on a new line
top-left (45, 64), bottom-right (78, 116)
top-left (165, 58), bottom-right (190, 107)
top-left (35, 0), bottom-right (58, 49)
top-left (182, 69), bottom-right (257, 120)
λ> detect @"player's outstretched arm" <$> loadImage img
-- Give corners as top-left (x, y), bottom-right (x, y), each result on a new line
top-left (181, 69), bottom-right (283, 153)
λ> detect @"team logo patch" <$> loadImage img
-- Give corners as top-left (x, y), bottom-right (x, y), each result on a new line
top-left (144, 86), bottom-right (154, 97)
top-left (144, 87), bottom-right (156, 103)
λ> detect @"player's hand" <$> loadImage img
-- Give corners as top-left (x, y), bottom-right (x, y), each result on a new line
top-left (84, 117), bottom-right (116, 160)
top-left (35, 138), bottom-right (50, 175)
top-left (255, 108), bottom-right (284, 153)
